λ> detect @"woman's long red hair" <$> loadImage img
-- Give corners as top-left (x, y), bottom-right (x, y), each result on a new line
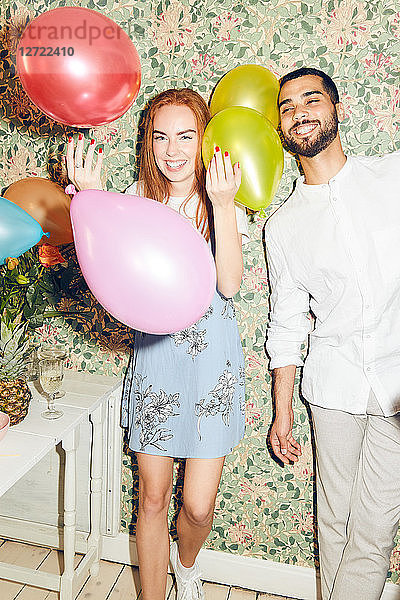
top-left (138, 88), bottom-right (213, 241)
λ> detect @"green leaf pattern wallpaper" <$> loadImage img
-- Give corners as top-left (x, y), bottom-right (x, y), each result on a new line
top-left (1, 0), bottom-right (399, 584)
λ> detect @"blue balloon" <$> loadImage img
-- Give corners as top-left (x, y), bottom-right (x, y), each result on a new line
top-left (0, 196), bottom-right (49, 264)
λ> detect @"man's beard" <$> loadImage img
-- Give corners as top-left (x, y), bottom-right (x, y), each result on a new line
top-left (281, 111), bottom-right (339, 158)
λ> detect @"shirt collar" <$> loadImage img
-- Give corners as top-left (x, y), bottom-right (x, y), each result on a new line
top-left (296, 155), bottom-right (352, 196)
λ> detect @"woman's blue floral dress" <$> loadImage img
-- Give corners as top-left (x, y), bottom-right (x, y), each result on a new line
top-left (121, 186), bottom-right (248, 458)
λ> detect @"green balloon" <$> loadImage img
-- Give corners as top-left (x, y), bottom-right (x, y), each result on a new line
top-left (210, 64), bottom-right (280, 129)
top-left (202, 107), bottom-right (283, 212)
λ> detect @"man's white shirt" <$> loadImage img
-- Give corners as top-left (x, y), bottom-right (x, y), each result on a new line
top-left (265, 151), bottom-right (400, 416)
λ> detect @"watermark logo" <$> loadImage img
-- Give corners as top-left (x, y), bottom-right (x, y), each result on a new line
top-left (22, 19), bottom-right (122, 46)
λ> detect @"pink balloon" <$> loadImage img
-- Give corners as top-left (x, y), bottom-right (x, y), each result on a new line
top-left (16, 8), bottom-right (141, 127)
top-left (70, 190), bottom-right (216, 335)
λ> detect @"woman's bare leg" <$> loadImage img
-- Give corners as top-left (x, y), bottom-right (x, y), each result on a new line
top-left (176, 457), bottom-right (225, 567)
top-left (136, 453), bottom-right (174, 600)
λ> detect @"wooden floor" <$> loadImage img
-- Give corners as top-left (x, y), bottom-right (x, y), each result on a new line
top-left (0, 539), bottom-right (298, 599)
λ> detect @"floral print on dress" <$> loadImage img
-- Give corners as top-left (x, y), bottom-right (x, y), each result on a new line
top-left (195, 366), bottom-right (238, 439)
top-left (171, 325), bottom-right (208, 358)
top-left (133, 374), bottom-right (180, 452)
top-left (170, 305), bottom-right (213, 358)
top-left (221, 298), bottom-right (236, 319)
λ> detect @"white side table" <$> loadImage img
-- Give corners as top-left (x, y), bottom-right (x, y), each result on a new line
top-left (0, 370), bottom-right (120, 599)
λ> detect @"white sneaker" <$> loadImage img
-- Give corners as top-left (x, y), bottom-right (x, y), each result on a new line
top-left (170, 541), bottom-right (204, 600)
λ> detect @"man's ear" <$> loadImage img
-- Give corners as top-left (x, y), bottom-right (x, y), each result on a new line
top-left (336, 102), bottom-right (345, 123)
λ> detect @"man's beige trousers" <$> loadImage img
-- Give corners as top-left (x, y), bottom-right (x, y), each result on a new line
top-left (310, 394), bottom-right (400, 600)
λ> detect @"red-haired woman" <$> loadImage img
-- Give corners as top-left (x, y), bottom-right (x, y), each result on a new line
top-left (66, 88), bottom-right (249, 600)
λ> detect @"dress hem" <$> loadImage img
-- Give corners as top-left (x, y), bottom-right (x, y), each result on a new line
top-left (131, 438), bottom-right (244, 460)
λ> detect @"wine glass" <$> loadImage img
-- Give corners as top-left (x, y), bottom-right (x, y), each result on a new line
top-left (38, 346), bottom-right (67, 398)
top-left (39, 357), bottom-right (64, 419)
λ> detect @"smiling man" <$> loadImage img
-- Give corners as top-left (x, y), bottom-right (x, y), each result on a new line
top-left (264, 67), bottom-right (400, 599)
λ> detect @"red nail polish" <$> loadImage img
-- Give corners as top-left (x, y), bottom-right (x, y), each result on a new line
top-left (99, 147), bottom-right (103, 154)
top-left (215, 146), bottom-right (220, 152)
top-left (237, 162), bottom-right (240, 168)
top-left (90, 138), bottom-right (95, 145)
top-left (79, 133), bottom-right (83, 140)
top-left (224, 151), bottom-right (229, 157)
top-left (68, 136), bottom-right (72, 143)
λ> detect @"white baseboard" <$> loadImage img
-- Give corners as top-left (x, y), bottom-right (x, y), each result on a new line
top-left (102, 532), bottom-right (400, 600)
top-left (101, 530), bottom-right (138, 564)
top-left (199, 548), bottom-right (318, 600)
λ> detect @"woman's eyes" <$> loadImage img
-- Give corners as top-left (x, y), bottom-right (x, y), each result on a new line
top-left (153, 135), bottom-right (195, 141)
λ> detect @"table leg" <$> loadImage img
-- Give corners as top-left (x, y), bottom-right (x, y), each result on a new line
top-left (87, 404), bottom-right (104, 577)
top-left (60, 428), bottom-right (77, 600)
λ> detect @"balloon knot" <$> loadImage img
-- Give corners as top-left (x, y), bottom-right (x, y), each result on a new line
top-left (65, 184), bottom-right (77, 197)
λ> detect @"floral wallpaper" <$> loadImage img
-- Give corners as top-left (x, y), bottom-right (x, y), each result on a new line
top-left (1, 0), bottom-right (400, 586)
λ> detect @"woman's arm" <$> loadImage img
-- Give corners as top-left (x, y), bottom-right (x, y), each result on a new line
top-left (66, 134), bottom-right (104, 191)
top-left (206, 147), bottom-right (243, 298)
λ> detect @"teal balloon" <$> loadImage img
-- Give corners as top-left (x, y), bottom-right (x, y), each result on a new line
top-left (0, 196), bottom-right (48, 264)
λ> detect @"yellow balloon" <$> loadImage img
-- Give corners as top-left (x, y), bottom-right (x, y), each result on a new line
top-left (210, 64), bottom-right (280, 129)
top-left (202, 107), bottom-right (283, 212)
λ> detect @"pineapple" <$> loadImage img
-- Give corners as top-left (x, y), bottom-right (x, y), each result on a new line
top-left (0, 321), bottom-right (32, 425)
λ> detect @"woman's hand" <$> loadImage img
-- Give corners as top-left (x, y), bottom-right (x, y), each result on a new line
top-left (206, 146), bottom-right (244, 298)
top-left (206, 146), bottom-right (241, 208)
top-left (66, 134), bottom-right (104, 191)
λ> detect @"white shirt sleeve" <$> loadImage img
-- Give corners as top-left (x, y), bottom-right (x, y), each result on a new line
top-left (264, 222), bottom-right (311, 370)
top-left (234, 202), bottom-right (250, 245)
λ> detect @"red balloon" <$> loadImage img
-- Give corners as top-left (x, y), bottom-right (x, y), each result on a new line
top-left (16, 7), bottom-right (141, 127)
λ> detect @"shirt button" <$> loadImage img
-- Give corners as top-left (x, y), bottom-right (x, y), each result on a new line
top-left (366, 367), bottom-right (371, 372)
top-left (365, 305), bottom-right (371, 309)
top-left (365, 335), bottom-right (371, 339)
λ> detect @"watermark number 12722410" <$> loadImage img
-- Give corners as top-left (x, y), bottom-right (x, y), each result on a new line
top-left (19, 46), bottom-right (75, 57)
